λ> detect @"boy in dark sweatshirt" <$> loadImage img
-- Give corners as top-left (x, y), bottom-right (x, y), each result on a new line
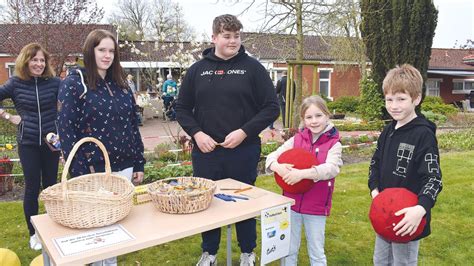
top-left (176, 14), bottom-right (279, 266)
top-left (368, 64), bottom-right (443, 265)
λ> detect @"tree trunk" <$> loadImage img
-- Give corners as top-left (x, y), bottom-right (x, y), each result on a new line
top-left (292, 0), bottom-right (304, 129)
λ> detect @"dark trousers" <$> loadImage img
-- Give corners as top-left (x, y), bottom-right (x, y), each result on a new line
top-left (18, 144), bottom-right (59, 236)
top-left (163, 95), bottom-right (174, 110)
top-left (192, 143), bottom-right (260, 255)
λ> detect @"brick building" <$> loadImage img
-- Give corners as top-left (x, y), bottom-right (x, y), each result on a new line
top-left (1, 23), bottom-right (473, 104)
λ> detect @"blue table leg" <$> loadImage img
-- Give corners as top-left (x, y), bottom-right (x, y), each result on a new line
top-left (42, 249), bottom-right (52, 266)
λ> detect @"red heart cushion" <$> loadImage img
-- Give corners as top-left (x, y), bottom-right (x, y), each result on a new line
top-left (369, 187), bottom-right (427, 243)
top-left (274, 148), bottom-right (319, 194)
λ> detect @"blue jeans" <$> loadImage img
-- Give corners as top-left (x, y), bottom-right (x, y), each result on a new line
top-left (281, 211), bottom-right (327, 266)
top-left (192, 143), bottom-right (260, 255)
top-left (373, 234), bottom-right (420, 266)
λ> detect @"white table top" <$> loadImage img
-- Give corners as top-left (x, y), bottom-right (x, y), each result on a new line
top-left (32, 178), bottom-right (294, 265)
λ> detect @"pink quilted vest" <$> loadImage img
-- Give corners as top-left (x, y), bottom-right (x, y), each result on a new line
top-left (284, 127), bottom-right (340, 216)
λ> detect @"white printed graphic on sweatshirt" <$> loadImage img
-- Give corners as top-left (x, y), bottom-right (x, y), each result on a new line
top-left (369, 159), bottom-right (376, 177)
top-left (423, 177), bottom-right (442, 200)
top-left (425, 153), bottom-right (440, 174)
top-left (393, 143), bottom-right (415, 177)
top-left (200, 69), bottom-right (247, 76)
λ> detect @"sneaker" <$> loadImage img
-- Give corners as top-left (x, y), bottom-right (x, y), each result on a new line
top-left (240, 252), bottom-right (256, 266)
top-left (196, 252), bottom-right (217, 266)
top-left (29, 234), bottom-right (42, 250)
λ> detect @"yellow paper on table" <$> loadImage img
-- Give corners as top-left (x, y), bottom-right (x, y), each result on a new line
top-left (133, 185), bottom-right (151, 205)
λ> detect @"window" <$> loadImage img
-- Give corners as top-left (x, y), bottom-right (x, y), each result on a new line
top-left (7, 64), bottom-right (15, 77)
top-left (452, 79), bottom-right (474, 93)
top-left (426, 79), bottom-right (441, 97)
top-left (318, 69), bottom-right (332, 98)
top-left (453, 81), bottom-right (463, 91)
top-left (466, 81), bottom-right (474, 91)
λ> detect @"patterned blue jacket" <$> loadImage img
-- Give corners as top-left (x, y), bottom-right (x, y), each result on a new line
top-left (57, 69), bottom-right (145, 177)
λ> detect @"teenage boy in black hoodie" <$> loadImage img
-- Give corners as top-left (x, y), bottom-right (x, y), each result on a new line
top-left (368, 64), bottom-right (443, 265)
top-left (176, 14), bottom-right (279, 266)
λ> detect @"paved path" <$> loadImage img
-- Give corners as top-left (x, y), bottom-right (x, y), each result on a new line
top-left (139, 117), bottom-right (380, 151)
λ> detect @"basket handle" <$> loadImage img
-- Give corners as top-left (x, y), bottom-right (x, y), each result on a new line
top-left (61, 137), bottom-right (112, 196)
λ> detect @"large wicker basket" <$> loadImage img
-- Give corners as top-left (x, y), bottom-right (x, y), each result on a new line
top-left (39, 137), bottom-right (134, 229)
top-left (147, 177), bottom-right (216, 214)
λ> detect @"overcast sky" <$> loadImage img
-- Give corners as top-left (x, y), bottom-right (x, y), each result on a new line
top-left (1, 0), bottom-right (472, 48)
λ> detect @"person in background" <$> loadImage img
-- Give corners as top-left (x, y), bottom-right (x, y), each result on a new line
top-left (127, 74), bottom-right (138, 99)
top-left (266, 95), bottom-right (343, 265)
top-left (368, 64), bottom-right (442, 265)
top-left (276, 71), bottom-right (288, 126)
top-left (468, 89), bottom-right (474, 108)
top-left (176, 14), bottom-right (279, 266)
top-left (127, 74), bottom-right (143, 125)
top-left (0, 43), bottom-right (60, 251)
top-left (65, 56), bottom-right (80, 76)
top-left (57, 29), bottom-right (145, 266)
top-left (162, 73), bottom-right (178, 120)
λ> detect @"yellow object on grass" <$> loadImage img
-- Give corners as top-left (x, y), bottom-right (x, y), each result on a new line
top-left (30, 254), bottom-right (44, 266)
top-left (0, 248), bottom-right (21, 266)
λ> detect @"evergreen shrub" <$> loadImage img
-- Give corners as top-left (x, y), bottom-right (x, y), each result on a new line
top-left (357, 76), bottom-right (384, 121)
top-left (327, 96), bottom-right (360, 114)
top-left (421, 96), bottom-right (458, 116)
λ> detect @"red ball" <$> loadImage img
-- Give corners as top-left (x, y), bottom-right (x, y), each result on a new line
top-left (274, 148), bottom-right (319, 194)
top-left (369, 188), bottom-right (427, 243)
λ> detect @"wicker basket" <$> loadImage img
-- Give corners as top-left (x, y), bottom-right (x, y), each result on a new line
top-left (39, 137), bottom-right (134, 229)
top-left (147, 177), bottom-right (216, 214)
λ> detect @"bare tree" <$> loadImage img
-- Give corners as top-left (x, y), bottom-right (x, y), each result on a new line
top-left (240, 0), bottom-right (310, 128)
top-left (150, 0), bottom-right (178, 41)
top-left (1, 0), bottom-right (22, 23)
top-left (109, 0), bottom-right (150, 40)
top-left (1, 0), bottom-right (104, 24)
top-left (230, 0), bottom-right (368, 126)
top-left (321, 0), bottom-right (367, 76)
top-left (1, 24), bottom-right (115, 77)
top-left (109, 0), bottom-right (194, 41)
top-left (112, 0), bottom-right (199, 92)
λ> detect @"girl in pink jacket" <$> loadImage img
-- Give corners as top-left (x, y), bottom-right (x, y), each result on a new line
top-left (266, 95), bottom-right (343, 265)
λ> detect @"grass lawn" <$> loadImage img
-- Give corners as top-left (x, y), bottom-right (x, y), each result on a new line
top-left (1, 150), bottom-right (473, 265)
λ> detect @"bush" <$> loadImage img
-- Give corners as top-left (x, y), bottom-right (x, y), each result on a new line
top-left (158, 151), bottom-right (178, 162)
top-left (261, 142), bottom-right (281, 157)
top-left (423, 95), bottom-right (444, 105)
top-left (334, 120), bottom-right (385, 131)
top-left (447, 112), bottom-right (474, 127)
top-left (357, 76), bottom-right (384, 121)
top-left (327, 96), bottom-right (360, 114)
top-left (0, 101), bottom-right (17, 142)
top-left (421, 96), bottom-right (458, 116)
top-left (438, 129), bottom-right (474, 151)
top-left (422, 110), bottom-right (447, 125)
top-left (143, 163), bottom-right (193, 183)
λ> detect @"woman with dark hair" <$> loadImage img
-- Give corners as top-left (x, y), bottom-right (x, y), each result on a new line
top-left (0, 43), bottom-right (60, 250)
top-left (58, 29), bottom-right (145, 183)
top-left (58, 29), bottom-right (145, 266)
